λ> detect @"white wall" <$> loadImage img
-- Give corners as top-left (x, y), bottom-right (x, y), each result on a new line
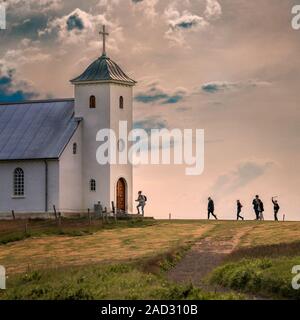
top-left (74, 82), bottom-right (134, 212)
top-left (0, 160), bottom-right (59, 214)
top-left (59, 124), bottom-right (83, 213)
top-left (75, 83), bottom-right (111, 211)
top-left (110, 84), bottom-right (133, 212)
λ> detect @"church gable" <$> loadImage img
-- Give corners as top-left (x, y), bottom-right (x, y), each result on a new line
top-left (0, 99), bottom-right (80, 161)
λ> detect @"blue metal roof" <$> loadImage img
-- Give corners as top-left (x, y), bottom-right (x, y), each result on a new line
top-left (0, 99), bottom-right (80, 161)
top-left (71, 54), bottom-right (136, 86)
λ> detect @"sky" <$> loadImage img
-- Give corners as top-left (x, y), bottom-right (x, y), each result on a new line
top-left (0, 0), bottom-right (300, 220)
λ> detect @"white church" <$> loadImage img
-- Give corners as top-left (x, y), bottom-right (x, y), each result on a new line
top-left (0, 26), bottom-right (135, 216)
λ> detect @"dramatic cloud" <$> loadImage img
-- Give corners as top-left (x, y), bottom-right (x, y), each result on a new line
top-left (0, 66), bottom-right (39, 103)
top-left (135, 83), bottom-right (187, 105)
top-left (212, 160), bottom-right (274, 195)
top-left (202, 80), bottom-right (272, 93)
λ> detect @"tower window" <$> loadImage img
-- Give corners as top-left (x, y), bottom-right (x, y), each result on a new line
top-left (73, 143), bottom-right (77, 155)
top-left (90, 95), bottom-right (96, 109)
top-left (14, 168), bottom-right (24, 196)
top-left (119, 96), bottom-right (124, 109)
top-left (90, 179), bottom-right (96, 192)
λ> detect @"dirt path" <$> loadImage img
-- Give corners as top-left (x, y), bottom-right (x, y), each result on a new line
top-left (167, 227), bottom-right (252, 291)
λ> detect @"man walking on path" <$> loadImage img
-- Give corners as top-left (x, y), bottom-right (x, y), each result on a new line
top-left (136, 191), bottom-right (147, 216)
top-left (272, 197), bottom-right (280, 221)
top-left (237, 200), bottom-right (244, 220)
top-left (208, 197), bottom-right (218, 220)
top-left (252, 195), bottom-right (264, 220)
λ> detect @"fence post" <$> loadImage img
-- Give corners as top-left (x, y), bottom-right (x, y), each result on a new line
top-left (112, 201), bottom-right (117, 223)
top-left (53, 205), bottom-right (58, 220)
top-left (11, 210), bottom-right (16, 221)
top-left (58, 212), bottom-right (62, 227)
top-left (24, 219), bottom-right (28, 234)
top-left (88, 208), bottom-right (92, 226)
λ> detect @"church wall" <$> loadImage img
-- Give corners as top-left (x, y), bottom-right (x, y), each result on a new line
top-left (0, 160), bottom-right (59, 215)
top-left (74, 84), bottom-right (111, 211)
top-left (59, 124), bottom-right (83, 213)
top-left (109, 84), bottom-right (134, 212)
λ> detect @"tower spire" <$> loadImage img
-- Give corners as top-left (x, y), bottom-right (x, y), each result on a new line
top-left (99, 25), bottom-right (109, 57)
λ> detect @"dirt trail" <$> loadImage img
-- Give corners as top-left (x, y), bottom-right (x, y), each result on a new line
top-left (167, 227), bottom-right (252, 290)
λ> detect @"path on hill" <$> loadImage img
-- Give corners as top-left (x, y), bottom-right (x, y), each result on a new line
top-left (167, 226), bottom-right (253, 292)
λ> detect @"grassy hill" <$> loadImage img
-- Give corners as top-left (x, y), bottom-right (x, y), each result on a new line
top-left (0, 219), bottom-right (299, 300)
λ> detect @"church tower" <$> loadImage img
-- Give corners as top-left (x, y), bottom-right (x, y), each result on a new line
top-left (70, 26), bottom-right (136, 213)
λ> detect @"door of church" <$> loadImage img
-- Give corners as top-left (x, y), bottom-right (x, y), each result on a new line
top-left (116, 178), bottom-right (126, 212)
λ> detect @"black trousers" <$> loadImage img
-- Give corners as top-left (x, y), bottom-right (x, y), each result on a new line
top-left (237, 210), bottom-right (244, 220)
top-left (255, 210), bottom-right (260, 220)
top-left (274, 209), bottom-right (279, 221)
top-left (208, 210), bottom-right (217, 220)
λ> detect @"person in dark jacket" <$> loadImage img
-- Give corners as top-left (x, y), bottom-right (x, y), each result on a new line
top-left (272, 197), bottom-right (280, 221)
top-left (208, 197), bottom-right (218, 220)
top-left (252, 195), bottom-right (264, 220)
top-left (237, 200), bottom-right (244, 221)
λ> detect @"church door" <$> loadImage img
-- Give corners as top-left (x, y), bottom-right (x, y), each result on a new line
top-left (116, 178), bottom-right (126, 212)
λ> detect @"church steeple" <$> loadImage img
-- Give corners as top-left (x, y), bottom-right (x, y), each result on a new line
top-left (70, 25), bottom-right (136, 86)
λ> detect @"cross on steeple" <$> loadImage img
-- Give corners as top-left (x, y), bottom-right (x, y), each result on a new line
top-left (99, 25), bottom-right (109, 56)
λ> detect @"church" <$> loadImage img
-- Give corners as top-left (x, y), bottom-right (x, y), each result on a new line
top-left (0, 26), bottom-right (135, 217)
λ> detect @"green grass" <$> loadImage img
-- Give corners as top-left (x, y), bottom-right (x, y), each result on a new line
top-left (209, 257), bottom-right (300, 299)
top-left (0, 261), bottom-right (243, 300)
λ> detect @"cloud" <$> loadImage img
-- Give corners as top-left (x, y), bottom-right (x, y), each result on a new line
top-left (212, 160), bottom-right (274, 195)
top-left (204, 0), bottom-right (222, 21)
top-left (5, 0), bottom-right (63, 14)
top-left (0, 66), bottom-right (39, 103)
top-left (135, 83), bottom-right (187, 105)
top-left (66, 13), bottom-right (84, 31)
top-left (202, 80), bottom-right (272, 93)
top-left (134, 116), bottom-right (168, 134)
top-left (164, 6), bottom-right (208, 45)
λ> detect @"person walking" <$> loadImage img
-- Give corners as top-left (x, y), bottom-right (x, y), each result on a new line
top-left (237, 200), bottom-right (244, 221)
top-left (252, 195), bottom-right (264, 220)
top-left (272, 197), bottom-right (280, 221)
top-left (208, 197), bottom-right (218, 220)
top-left (136, 191), bottom-right (147, 216)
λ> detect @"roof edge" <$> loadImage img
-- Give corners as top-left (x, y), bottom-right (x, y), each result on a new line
top-left (70, 79), bottom-right (136, 86)
top-left (0, 98), bottom-right (74, 106)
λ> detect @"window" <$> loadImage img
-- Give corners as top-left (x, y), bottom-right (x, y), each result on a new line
top-left (90, 179), bottom-right (96, 192)
top-left (14, 168), bottom-right (24, 196)
top-left (119, 96), bottom-right (124, 109)
top-left (73, 143), bottom-right (77, 155)
top-left (89, 95), bottom-right (96, 109)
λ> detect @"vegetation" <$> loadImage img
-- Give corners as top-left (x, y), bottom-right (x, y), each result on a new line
top-left (1, 219), bottom-right (300, 300)
top-left (209, 257), bottom-right (300, 299)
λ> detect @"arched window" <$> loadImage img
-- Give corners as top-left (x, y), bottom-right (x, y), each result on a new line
top-left (73, 143), bottom-right (77, 155)
top-left (89, 95), bottom-right (96, 109)
top-left (90, 179), bottom-right (96, 192)
top-left (119, 96), bottom-right (124, 109)
top-left (14, 168), bottom-right (24, 196)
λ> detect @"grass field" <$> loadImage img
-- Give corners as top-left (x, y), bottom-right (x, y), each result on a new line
top-left (0, 219), bottom-right (300, 300)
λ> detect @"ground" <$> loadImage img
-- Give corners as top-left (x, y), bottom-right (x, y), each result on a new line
top-left (0, 219), bottom-right (300, 300)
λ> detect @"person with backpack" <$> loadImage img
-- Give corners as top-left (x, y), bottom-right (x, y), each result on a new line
top-left (136, 191), bottom-right (147, 216)
top-left (272, 197), bottom-right (280, 221)
top-left (237, 200), bottom-right (244, 221)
